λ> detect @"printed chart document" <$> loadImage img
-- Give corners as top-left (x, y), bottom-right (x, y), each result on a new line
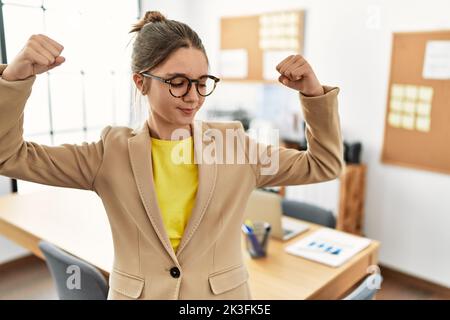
top-left (284, 228), bottom-right (372, 267)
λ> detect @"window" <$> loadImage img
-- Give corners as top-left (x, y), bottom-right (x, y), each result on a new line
top-left (0, 0), bottom-right (139, 193)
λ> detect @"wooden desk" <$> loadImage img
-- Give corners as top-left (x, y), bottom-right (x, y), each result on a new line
top-left (0, 188), bottom-right (379, 299)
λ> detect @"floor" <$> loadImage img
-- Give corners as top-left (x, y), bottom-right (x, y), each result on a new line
top-left (0, 256), bottom-right (57, 300)
top-left (0, 255), bottom-right (448, 300)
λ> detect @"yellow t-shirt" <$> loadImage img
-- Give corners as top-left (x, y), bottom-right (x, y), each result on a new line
top-left (150, 136), bottom-right (198, 253)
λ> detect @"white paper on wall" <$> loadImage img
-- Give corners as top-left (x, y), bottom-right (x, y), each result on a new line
top-left (423, 40), bottom-right (450, 80)
top-left (218, 49), bottom-right (248, 79)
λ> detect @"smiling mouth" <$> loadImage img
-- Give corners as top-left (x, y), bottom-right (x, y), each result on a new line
top-left (177, 107), bottom-right (196, 115)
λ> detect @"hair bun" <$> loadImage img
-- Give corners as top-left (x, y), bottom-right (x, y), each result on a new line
top-left (129, 11), bottom-right (167, 34)
top-left (143, 11), bottom-right (166, 24)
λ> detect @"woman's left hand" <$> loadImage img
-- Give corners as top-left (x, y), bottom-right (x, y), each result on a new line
top-left (276, 54), bottom-right (324, 97)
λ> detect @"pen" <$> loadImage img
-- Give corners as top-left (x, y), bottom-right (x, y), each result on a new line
top-left (260, 224), bottom-right (271, 251)
top-left (242, 223), bottom-right (264, 256)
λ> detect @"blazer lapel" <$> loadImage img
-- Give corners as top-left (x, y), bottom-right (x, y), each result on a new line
top-left (128, 123), bottom-right (178, 263)
top-left (128, 120), bottom-right (218, 262)
top-left (176, 120), bottom-right (218, 257)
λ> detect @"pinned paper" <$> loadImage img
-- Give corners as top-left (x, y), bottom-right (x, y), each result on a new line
top-left (388, 112), bottom-right (402, 127)
top-left (401, 115), bottom-right (415, 130)
top-left (418, 86), bottom-right (434, 102)
top-left (218, 49), bottom-right (248, 79)
top-left (390, 97), bottom-right (403, 112)
top-left (416, 116), bottom-right (431, 132)
top-left (391, 84), bottom-right (404, 98)
top-left (388, 84), bottom-right (433, 132)
top-left (259, 12), bottom-right (301, 50)
top-left (416, 102), bottom-right (432, 116)
top-left (423, 41), bottom-right (450, 80)
top-left (405, 85), bottom-right (418, 101)
top-left (402, 101), bottom-right (416, 114)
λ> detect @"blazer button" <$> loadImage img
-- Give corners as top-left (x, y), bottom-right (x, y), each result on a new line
top-left (170, 267), bottom-right (180, 278)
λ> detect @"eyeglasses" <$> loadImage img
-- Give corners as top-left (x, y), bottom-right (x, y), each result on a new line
top-left (140, 72), bottom-right (220, 98)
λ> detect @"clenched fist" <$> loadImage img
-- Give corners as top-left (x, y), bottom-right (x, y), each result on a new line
top-left (276, 54), bottom-right (324, 97)
top-left (2, 34), bottom-right (65, 81)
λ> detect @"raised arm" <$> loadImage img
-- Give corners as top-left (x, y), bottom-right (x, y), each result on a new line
top-left (0, 35), bottom-right (109, 191)
top-left (240, 54), bottom-right (344, 188)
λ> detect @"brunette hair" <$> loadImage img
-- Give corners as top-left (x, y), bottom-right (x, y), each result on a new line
top-left (129, 10), bottom-right (208, 74)
top-left (128, 11), bottom-right (209, 127)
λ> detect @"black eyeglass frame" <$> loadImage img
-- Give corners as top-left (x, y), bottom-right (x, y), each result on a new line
top-left (140, 72), bottom-right (221, 98)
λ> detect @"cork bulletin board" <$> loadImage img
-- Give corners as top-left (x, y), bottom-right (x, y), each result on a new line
top-left (219, 10), bottom-right (305, 82)
top-left (381, 30), bottom-right (450, 175)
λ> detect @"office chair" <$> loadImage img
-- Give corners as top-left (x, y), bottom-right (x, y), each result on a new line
top-left (343, 273), bottom-right (383, 300)
top-left (38, 240), bottom-right (108, 300)
top-left (281, 199), bottom-right (336, 228)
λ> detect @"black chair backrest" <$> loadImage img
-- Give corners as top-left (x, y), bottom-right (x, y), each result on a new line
top-left (282, 199), bottom-right (336, 228)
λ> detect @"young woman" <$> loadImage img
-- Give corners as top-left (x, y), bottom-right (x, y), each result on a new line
top-left (0, 11), bottom-right (343, 300)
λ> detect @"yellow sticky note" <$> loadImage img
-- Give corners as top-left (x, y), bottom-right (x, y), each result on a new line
top-left (416, 116), bottom-right (431, 132)
top-left (403, 101), bottom-right (416, 114)
top-left (390, 97), bottom-right (403, 112)
top-left (418, 86), bottom-right (433, 102)
top-left (416, 103), bottom-right (432, 116)
top-left (405, 85), bottom-right (418, 101)
top-left (391, 84), bottom-right (404, 98)
top-left (388, 112), bottom-right (402, 127)
top-left (401, 115), bottom-right (415, 130)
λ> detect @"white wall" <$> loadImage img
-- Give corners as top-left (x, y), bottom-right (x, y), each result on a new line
top-left (143, 0), bottom-right (450, 287)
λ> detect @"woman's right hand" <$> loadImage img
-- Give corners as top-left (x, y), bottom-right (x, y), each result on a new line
top-left (2, 34), bottom-right (65, 81)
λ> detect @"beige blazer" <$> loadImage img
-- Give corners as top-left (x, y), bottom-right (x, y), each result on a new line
top-left (0, 64), bottom-right (344, 300)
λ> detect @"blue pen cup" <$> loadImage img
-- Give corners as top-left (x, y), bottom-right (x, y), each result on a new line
top-left (243, 221), bottom-right (271, 258)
